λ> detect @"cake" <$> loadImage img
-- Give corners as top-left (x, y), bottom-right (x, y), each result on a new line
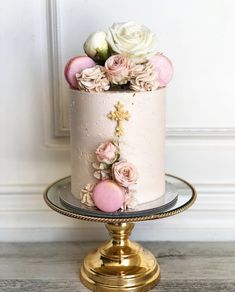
top-left (64, 22), bottom-right (173, 212)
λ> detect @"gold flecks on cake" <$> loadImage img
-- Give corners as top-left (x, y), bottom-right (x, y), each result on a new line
top-left (107, 101), bottom-right (130, 137)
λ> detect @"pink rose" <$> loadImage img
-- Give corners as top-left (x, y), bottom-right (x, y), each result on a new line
top-left (95, 141), bottom-right (119, 164)
top-left (105, 55), bottom-right (130, 85)
top-left (112, 160), bottom-right (138, 187)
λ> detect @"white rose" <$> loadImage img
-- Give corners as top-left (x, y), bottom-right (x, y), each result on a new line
top-left (106, 22), bottom-right (157, 60)
top-left (84, 31), bottom-right (110, 62)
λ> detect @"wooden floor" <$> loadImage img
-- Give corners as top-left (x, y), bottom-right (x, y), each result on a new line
top-left (0, 242), bottom-right (234, 292)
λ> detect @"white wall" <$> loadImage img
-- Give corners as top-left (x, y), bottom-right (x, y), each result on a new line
top-left (0, 0), bottom-right (235, 241)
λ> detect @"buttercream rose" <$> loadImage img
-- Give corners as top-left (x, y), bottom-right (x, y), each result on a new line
top-left (76, 65), bottom-right (110, 92)
top-left (92, 162), bottom-right (111, 180)
top-left (106, 22), bottom-right (157, 60)
top-left (130, 61), bottom-right (159, 91)
top-left (122, 190), bottom-right (138, 210)
top-left (80, 184), bottom-right (95, 207)
top-left (105, 55), bottom-right (130, 85)
top-left (112, 160), bottom-right (138, 187)
top-left (95, 141), bottom-right (119, 164)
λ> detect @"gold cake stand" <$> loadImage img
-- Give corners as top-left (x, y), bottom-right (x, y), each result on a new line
top-left (44, 174), bottom-right (196, 292)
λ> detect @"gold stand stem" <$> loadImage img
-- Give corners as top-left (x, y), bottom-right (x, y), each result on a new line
top-left (80, 223), bottom-right (160, 291)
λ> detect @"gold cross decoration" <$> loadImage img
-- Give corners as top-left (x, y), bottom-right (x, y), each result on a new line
top-left (107, 101), bottom-right (130, 137)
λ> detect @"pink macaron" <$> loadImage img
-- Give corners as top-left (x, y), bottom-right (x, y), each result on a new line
top-left (150, 53), bottom-right (173, 87)
top-left (64, 56), bottom-right (96, 89)
top-left (93, 180), bottom-right (125, 212)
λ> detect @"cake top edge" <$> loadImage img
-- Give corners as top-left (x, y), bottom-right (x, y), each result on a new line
top-left (69, 87), bottom-right (166, 95)
top-left (64, 21), bottom-right (173, 93)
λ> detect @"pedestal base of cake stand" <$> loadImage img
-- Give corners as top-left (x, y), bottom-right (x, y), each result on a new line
top-left (43, 174), bottom-right (197, 291)
top-left (80, 222), bottom-right (160, 292)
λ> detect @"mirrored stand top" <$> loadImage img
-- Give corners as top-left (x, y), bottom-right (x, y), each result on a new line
top-left (44, 174), bottom-right (196, 223)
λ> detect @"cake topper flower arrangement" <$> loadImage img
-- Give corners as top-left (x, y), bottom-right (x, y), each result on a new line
top-left (64, 22), bottom-right (173, 92)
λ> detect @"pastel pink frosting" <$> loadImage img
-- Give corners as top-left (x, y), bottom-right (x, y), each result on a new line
top-left (93, 180), bottom-right (125, 212)
top-left (76, 65), bottom-right (110, 92)
top-left (130, 61), bottom-right (159, 91)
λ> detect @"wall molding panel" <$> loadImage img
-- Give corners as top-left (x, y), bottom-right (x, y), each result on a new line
top-left (47, 0), bottom-right (68, 137)
top-left (166, 127), bottom-right (235, 138)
